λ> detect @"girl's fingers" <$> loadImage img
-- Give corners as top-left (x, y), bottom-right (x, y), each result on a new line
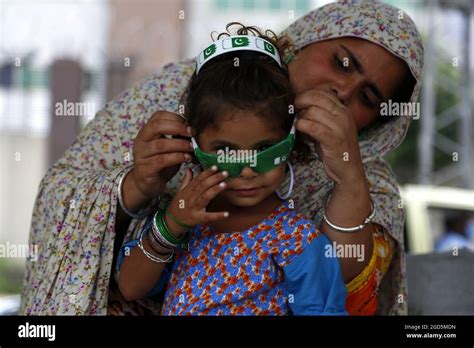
top-left (140, 138), bottom-right (193, 159)
top-left (178, 167), bottom-right (193, 191)
top-left (201, 211), bottom-right (230, 223)
top-left (141, 118), bottom-right (192, 143)
top-left (192, 165), bottom-right (221, 187)
top-left (194, 170), bottom-right (229, 197)
top-left (177, 165), bottom-right (220, 195)
top-left (195, 179), bottom-right (228, 207)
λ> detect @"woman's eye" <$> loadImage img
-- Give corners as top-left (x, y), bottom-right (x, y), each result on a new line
top-left (359, 92), bottom-right (375, 108)
top-left (334, 55), bottom-right (350, 72)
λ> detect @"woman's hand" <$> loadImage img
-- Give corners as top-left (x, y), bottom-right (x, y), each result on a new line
top-left (294, 88), bottom-right (374, 282)
top-left (165, 166), bottom-right (230, 238)
top-left (130, 111), bottom-right (194, 200)
top-left (294, 88), bottom-right (365, 185)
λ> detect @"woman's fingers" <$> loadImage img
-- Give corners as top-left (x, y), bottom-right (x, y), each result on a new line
top-left (139, 138), bottom-right (193, 159)
top-left (314, 89), bottom-right (346, 108)
top-left (149, 110), bottom-right (185, 122)
top-left (299, 106), bottom-right (341, 132)
top-left (130, 111), bottom-right (193, 198)
top-left (297, 106), bottom-right (346, 141)
top-left (295, 117), bottom-right (333, 145)
top-left (140, 117), bottom-right (192, 143)
top-left (295, 89), bottom-right (346, 115)
top-left (139, 152), bottom-right (191, 175)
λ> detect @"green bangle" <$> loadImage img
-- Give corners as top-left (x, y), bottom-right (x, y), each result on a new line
top-left (165, 209), bottom-right (193, 230)
top-left (160, 211), bottom-right (182, 244)
top-left (154, 210), bottom-right (181, 245)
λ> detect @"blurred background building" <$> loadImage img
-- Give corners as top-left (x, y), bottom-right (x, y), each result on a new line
top-left (0, 0), bottom-right (473, 313)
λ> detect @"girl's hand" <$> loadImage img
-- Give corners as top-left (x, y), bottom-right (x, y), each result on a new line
top-left (294, 88), bottom-right (366, 185)
top-left (165, 166), bottom-right (230, 237)
top-left (131, 111), bottom-right (194, 199)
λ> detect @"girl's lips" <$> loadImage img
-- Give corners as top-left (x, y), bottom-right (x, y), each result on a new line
top-left (230, 187), bottom-right (262, 196)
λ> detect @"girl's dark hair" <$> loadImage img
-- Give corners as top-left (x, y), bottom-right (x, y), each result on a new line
top-left (184, 22), bottom-right (311, 163)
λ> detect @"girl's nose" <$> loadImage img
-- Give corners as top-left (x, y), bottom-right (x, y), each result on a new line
top-left (239, 166), bottom-right (258, 178)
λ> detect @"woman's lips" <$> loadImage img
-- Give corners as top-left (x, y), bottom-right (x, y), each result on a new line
top-left (229, 187), bottom-right (262, 197)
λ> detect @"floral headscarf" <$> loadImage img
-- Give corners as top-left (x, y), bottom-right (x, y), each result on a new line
top-left (281, 0), bottom-right (423, 159)
top-left (20, 1), bottom-right (422, 315)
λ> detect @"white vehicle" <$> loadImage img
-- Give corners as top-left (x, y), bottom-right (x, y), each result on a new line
top-left (400, 185), bottom-right (474, 254)
top-left (401, 185), bottom-right (474, 314)
top-left (0, 294), bottom-right (21, 315)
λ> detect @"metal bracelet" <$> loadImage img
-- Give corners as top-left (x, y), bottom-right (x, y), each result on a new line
top-left (322, 193), bottom-right (376, 233)
top-left (147, 229), bottom-right (174, 255)
top-left (117, 166), bottom-right (159, 219)
top-left (137, 230), bottom-right (174, 263)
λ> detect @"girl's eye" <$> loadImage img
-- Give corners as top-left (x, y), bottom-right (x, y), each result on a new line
top-left (215, 146), bottom-right (232, 152)
top-left (257, 145), bottom-right (272, 152)
top-left (214, 145), bottom-right (273, 152)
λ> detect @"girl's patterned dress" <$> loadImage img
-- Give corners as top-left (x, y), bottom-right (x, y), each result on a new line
top-left (118, 199), bottom-right (348, 315)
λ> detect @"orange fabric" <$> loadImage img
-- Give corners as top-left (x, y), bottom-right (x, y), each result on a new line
top-left (346, 270), bottom-right (378, 315)
top-left (345, 224), bottom-right (393, 315)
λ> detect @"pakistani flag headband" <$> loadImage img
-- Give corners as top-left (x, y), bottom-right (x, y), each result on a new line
top-left (196, 35), bottom-right (283, 74)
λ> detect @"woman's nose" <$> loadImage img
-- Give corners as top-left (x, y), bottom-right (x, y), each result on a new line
top-left (331, 76), bottom-right (360, 106)
top-left (330, 85), bottom-right (350, 106)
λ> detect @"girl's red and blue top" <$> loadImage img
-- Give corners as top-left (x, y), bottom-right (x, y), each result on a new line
top-left (117, 199), bottom-right (348, 315)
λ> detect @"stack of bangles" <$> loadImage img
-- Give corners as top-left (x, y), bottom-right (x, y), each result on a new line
top-left (137, 208), bottom-right (191, 263)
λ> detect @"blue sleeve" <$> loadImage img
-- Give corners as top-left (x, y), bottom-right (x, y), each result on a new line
top-left (283, 233), bottom-right (348, 316)
top-left (116, 223), bottom-right (170, 298)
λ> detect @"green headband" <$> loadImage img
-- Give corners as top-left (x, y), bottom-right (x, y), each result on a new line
top-left (191, 118), bottom-right (296, 177)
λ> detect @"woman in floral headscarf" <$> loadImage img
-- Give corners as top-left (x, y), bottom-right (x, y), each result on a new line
top-left (20, 0), bottom-right (423, 315)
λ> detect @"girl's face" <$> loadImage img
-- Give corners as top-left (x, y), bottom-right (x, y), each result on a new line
top-left (197, 110), bottom-right (288, 207)
top-left (288, 37), bottom-right (410, 130)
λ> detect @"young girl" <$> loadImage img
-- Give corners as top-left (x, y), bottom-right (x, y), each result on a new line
top-left (117, 24), bottom-right (347, 315)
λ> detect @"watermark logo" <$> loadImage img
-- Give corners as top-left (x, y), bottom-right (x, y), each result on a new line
top-left (380, 100), bottom-right (420, 120)
top-left (217, 147), bottom-right (257, 167)
top-left (324, 241), bottom-right (365, 262)
top-left (0, 242), bottom-right (38, 261)
top-left (55, 99), bottom-right (95, 117)
top-left (18, 322), bottom-right (55, 341)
